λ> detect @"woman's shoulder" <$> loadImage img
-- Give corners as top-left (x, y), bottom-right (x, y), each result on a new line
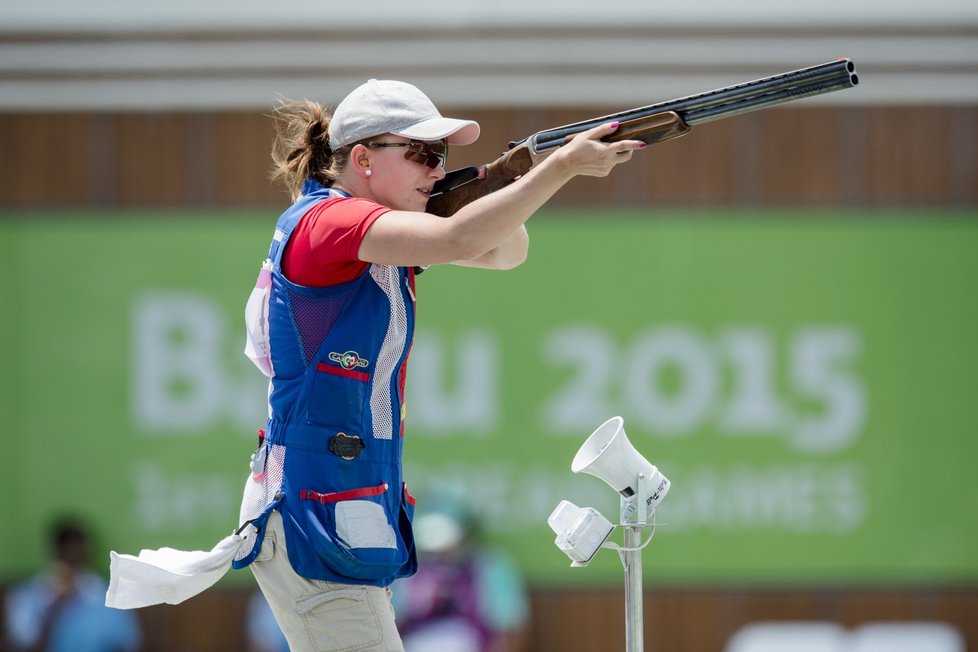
top-left (308, 193), bottom-right (385, 213)
top-left (303, 195), bottom-right (390, 230)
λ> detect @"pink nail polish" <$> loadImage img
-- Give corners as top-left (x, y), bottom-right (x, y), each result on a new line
top-left (609, 121), bottom-right (620, 128)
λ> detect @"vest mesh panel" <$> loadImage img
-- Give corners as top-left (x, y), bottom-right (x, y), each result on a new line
top-left (368, 266), bottom-right (408, 440)
top-left (234, 444), bottom-right (286, 562)
top-left (287, 286), bottom-right (356, 365)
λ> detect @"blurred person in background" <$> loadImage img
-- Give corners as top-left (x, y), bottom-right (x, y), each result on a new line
top-left (391, 491), bottom-right (529, 652)
top-left (232, 78), bottom-right (643, 652)
top-left (5, 516), bottom-right (142, 652)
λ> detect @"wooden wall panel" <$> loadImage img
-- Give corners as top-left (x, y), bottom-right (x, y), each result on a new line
top-left (0, 107), bottom-right (975, 209)
top-left (643, 591), bottom-right (732, 652)
top-left (834, 589), bottom-right (918, 624)
top-left (756, 109), bottom-right (846, 205)
top-left (133, 589), bottom-right (251, 652)
top-left (531, 588), bottom-right (977, 652)
top-left (863, 107), bottom-right (957, 205)
top-left (640, 120), bottom-right (744, 205)
top-left (0, 114), bottom-right (93, 206)
top-left (2, 585), bottom-right (977, 652)
top-left (957, 107), bottom-right (978, 204)
top-left (931, 590), bottom-right (978, 648)
top-left (213, 112), bottom-right (282, 205)
top-left (530, 590), bottom-right (629, 651)
top-left (728, 589), bottom-right (827, 622)
top-left (111, 114), bottom-right (197, 206)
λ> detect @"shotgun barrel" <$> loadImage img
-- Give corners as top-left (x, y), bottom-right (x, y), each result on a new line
top-left (521, 58), bottom-right (858, 154)
top-left (426, 59), bottom-right (859, 215)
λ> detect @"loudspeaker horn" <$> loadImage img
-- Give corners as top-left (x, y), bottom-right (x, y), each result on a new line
top-left (571, 416), bottom-right (670, 513)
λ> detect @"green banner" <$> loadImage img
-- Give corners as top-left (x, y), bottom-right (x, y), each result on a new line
top-left (2, 209), bottom-right (976, 587)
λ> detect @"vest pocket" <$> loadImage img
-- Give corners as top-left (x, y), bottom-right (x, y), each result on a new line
top-left (306, 361), bottom-right (369, 430)
top-left (300, 484), bottom-right (397, 550)
top-left (288, 481), bottom-right (409, 582)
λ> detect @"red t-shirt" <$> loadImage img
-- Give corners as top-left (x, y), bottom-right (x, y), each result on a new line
top-left (282, 197), bottom-right (391, 287)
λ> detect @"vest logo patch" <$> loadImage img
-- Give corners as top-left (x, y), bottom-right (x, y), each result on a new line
top-left (329, 350), bottom-right (369, 370)
top-left (329, 433), bottom-right (365, 460)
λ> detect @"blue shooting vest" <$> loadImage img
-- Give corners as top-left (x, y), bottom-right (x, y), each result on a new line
top-left (243, 179), bottom-right (418, 587)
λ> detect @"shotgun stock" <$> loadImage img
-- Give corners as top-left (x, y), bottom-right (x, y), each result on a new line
top-left (426, 58), bottom-right (858, 217)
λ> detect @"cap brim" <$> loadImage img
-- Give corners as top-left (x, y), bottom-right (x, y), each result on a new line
top-left (391, 117), bottom-right (480, 145)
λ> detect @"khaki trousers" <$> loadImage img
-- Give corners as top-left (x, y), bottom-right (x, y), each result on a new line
top-left (251, 510), bottom-right (405, 652)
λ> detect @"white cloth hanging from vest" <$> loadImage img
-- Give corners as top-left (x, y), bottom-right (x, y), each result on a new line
top-left (105, 532), bottom-right (247, 609)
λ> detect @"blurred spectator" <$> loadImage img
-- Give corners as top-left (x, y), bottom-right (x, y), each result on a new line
top-left (244, 589), bottom-right (289, 652)
top-left (391, 491), bottom-right (530, 652)
top-left (4, 515), bottom-right (142, 652)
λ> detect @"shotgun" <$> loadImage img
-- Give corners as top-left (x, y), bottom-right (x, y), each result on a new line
top-left (426, 58), bottom-right (859, 216)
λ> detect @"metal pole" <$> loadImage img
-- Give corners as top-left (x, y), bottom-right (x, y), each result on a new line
top-left (623, 524), bottom-right (644, 652)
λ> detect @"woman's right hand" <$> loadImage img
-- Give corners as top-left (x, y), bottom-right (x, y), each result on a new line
top-left (549, 121), bottom-right (647, 178)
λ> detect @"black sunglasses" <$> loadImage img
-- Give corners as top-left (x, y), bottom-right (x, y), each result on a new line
top-left (365, 139), bottom-right (448, 170)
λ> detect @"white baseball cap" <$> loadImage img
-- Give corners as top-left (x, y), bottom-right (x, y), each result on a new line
top-left (328, 79), bottom-right (480, 149)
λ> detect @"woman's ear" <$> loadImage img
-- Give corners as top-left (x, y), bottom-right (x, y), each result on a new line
top-left (350, 144), bottom-right (372, 178)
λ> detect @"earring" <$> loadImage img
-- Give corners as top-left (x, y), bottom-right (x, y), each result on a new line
top-left (364, 168), bottom-right (372, 177)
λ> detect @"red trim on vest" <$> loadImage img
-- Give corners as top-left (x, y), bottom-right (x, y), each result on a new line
top-left (403, 483), bottom-right (416, 506)
top-left (300, 482), bottom-right (388, 504)
top-left (316, 361), bottom-right (370, 382)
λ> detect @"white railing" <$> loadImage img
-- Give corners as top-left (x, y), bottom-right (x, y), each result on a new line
top-left (0, 2), bottom-right (975, 110)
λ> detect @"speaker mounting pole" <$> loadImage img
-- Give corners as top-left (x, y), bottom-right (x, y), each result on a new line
top-left (621, 472), bottom-right (650, 652)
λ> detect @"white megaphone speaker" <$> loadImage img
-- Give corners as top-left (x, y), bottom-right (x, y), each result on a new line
top-left (571, 416), bottom-right (670, 519)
